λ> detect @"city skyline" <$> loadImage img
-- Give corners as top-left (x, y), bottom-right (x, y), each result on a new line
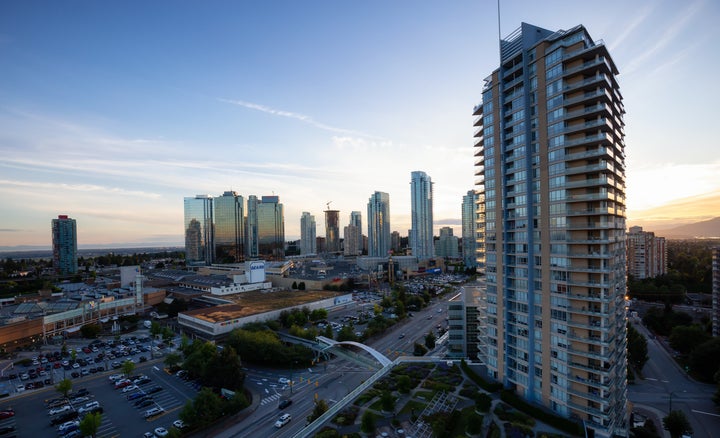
top-left (1, 1), bottom-right (718, 247)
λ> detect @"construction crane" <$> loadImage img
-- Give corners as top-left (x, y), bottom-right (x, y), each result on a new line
top-left (326, 201), bottom-right (332, 210)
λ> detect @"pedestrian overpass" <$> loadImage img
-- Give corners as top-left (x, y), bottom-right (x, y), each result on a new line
top-left (277, 333), bottom-right (392, 369)
top-left (315, 335), bottom-right (393, 367)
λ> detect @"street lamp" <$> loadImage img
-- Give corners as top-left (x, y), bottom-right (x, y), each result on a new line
top-left (290, 360), bottom-right (298, 394)
top-left (669, 391), bottom-right (675, 413)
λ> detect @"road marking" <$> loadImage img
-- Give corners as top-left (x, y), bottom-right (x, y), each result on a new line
top-left (264, 388), bottom-right (269, 394)
top-left (661, 380), bottom-right (669, 383)
top-left (645, 378), bottom-right (657, 381)
top-left (691, 409), bottom-right (720, 418)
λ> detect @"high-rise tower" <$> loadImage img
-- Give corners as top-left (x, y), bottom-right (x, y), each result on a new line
top-left (367, 191), bottom-right (391, 257)
top-left (473, 23), bottom-right (628, 437)
top-left (410, 171), bottom-right (434, 260)
top-left (214, 191), bottom-right (245, 263)
top-left (324, 209), bottom-right (340, 253)
top-left (184, 195), bottom-right (214, 265)
top-left (462, 190), bottom-right (479, 269)
top-left (257, 195), bottom-right (284, 260)
top-left (52, 215), bottom-right (78, 276)
top-left (350, 211), bottom-right (363, 254)
top-left (300, 212), bottom-right (317, 255)
top-left (246, 195), bottom-right (259, 259)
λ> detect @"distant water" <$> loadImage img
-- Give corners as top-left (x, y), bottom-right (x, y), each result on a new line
top-left (0, 246), bottom-right (183, 260)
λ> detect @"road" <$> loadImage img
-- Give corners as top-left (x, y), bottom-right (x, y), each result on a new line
top-left (628, 320), bottom-right (720, 437)
top-left (216, 295), bottom-right (455, 438)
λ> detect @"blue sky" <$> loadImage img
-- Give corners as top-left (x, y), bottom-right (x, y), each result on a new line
top-left (1, 0), bottom-right (718, 247)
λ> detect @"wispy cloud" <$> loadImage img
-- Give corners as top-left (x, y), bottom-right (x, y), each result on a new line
top-left (219, 98), bottom-right (380, 138)
top-left (0, 179), bottom-right (161, 199)
top-left (608, 4), bottom-right (654, 52)
top-left (0, 229), bottom-right (22, 233)
top-left (623, 0), bottom-right (703, 76)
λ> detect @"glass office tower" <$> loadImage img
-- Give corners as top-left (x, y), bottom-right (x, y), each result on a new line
top-left (184, 195), bottom-right (214, 265)
top-left (257, 195), bottom-right (284, 260)
top-left (473, 23), bottom-right (628, 437)
top-left (214, 191), bottom-right (245, 263)
top-left (52, 215), bottom-right (78, 276)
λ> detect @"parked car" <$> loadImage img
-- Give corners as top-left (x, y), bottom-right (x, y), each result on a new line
top-left (57, 420), bottom-right (80, 434)
top-left (154, 427), bottom-right (169, 437)
top-left (50, 411), bottom-right (79, 426)
top-left (145, 386), bottom-right (163, 394)
top-left (0, 410), bottom-right (14, 420)
top-left (78, 401), bottom-right (100, 415)
top-left (48, 405), bottom-right (72, 416)
top-left (144, 407), bottom-right (164, 419)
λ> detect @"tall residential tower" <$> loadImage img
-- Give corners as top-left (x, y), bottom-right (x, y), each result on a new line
top-left (52, 215), bottom-right (78, 276)
top-left (367, 191), bottom-right (391, 257)
top-left (473, 23), bottom-right (628, 437)
top-left (300, 212), bottom-right (317, 255)
top-left (410, 171), bottom-right (434, 260)
top-left (462, 190), bottom-right (479, 269)
top-left (214, 191), bottom-right (245, 263)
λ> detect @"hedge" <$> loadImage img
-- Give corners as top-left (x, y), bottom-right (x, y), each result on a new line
top-left (500, 390), bottom-right (583, 436)
top-left (460, 359), bottom-right (503, 392)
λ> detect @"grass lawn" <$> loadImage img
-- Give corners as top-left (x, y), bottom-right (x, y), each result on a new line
top-left (399, 398), bottom-right (427, 415)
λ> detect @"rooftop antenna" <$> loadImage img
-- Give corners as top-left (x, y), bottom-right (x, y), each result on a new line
top-left (326, 201), bottom-right (332, 210)
top-left (497, 0), bottom-right (502, 63)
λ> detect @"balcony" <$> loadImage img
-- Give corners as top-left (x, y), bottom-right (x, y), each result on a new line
top-left (563, 74), bottom-right (612, 94)
top-left (563, 88), bottom-right (613, 107)
top-left (562, 56), bottom-right (612, 77)
top-left (566, 206), bottom-right (615, 216)
top-left (565, 191), bottom-right (614, 203)
top-left (563, 119), bottom-right (614, 138)
top-left (563, 103), bottom-right (612, 121)
top-left (563, 132), bottom-right (613, 148)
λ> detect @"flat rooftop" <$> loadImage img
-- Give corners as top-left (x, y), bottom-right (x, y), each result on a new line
top-left (181, 289), bottom-right (344, 323)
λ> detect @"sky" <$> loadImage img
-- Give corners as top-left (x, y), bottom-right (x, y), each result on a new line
top-left (1, 0), bottom-right (719, 248)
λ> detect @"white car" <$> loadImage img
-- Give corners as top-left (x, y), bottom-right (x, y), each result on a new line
top-left (58, 420), bottom-right (79, 433)
top-left (16, 384), bottom-right (25, 393)
top-left (78, 401), bottom-right (100, 414)
top-left (275, 413), bottom-right (291, 428)
top-left (172, 419), bottom-right (186, 429)
top-left (278, 377), bottom-right (290, 385)
top-left (154, 427), bottom-right (169, 437)
top-left (122, 384), bottom-right (139, 393)
top-left (108, 374), bottom-right (124, 381)
top-left (49, 405), bottom-right (72, 416)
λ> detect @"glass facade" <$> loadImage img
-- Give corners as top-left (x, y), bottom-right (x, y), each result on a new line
top-left (367, 191), bottom-right (390, 257)
top-left (257, 196), bottom-right (284, 260)
top-left (474, 23), bottom-right (628, 438)
top-left (246, 195), bottom-right (259, 259)
top-left (214, 191), bottom-right (245, 263)
top-left (410, 171), bottom-right (434, 260)
top-left (184, 195), bottom-right (214, 265)
top-left (52, 215), bottom-right (78, 276)
top-left (462, 190), bottom-right (478, 268)
top-left (325, 210), bottom-right (340, 253)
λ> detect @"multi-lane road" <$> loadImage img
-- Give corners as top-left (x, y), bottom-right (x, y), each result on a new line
top-left (629, 320), bottom-right (720, 437)
top-left (216, 295), bottom-right (455, 438)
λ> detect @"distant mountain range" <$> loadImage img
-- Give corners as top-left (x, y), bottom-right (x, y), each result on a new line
top-left (655, 217), bottom-right (720, 239)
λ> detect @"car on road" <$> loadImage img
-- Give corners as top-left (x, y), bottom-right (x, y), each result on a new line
top-left (275, 413), bottom-right (291, 428)
top-left (398, 333), bottom-right (405, 339)
top-left (278, 399), bottom-right (292, 409)
top-left (278, 377), bottom-right (290, 384)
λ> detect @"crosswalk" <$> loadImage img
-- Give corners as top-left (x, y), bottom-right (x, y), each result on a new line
top-left (260, 393), bottom-right (282, 406)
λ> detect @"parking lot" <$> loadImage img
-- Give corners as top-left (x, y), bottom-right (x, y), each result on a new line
top-left (0, 334), bottom-right (198, 437)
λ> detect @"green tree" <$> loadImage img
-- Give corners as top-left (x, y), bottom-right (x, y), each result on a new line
top-left (380, 390), bottom-right (395, 412)
top-left (79, 411), bottom-right (102, 438)
top-left (360, 410), bottom-right (376, 433)
top-left (669, 325), bottom-right (710, 355)
top-left (183, 340), bottom-right (217, 379)
top-left (204, 346), bottom-right (245, 390)
top-left (425, 331), bottom-right (436, 350)
top-left (55, 378), bottom-right (72, 398)
top-left (627, 323), bottom-right (649, 371)
top-left (180, 387), bottom-right (224, 429)
top-left (413, 342), bottom-right (428, 356)
top-left (323, 324), bottom-right (334, 339)
top-left (164, 352), bottom-right (183, 370)
top-left (336, 325), bottom-right (357, 342)
top-left (122, 360), bottom-right (135, 377)
top-left (662, 410), bottom-right (692, 438)
top-left (689, 337), bottom-right (720, 382)
top-left (475, 392), bottom-right (492, 412)
top-left (306, 398), bottom-right (329, 424)
top-left (397, 375), bottom-right (412, 394)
